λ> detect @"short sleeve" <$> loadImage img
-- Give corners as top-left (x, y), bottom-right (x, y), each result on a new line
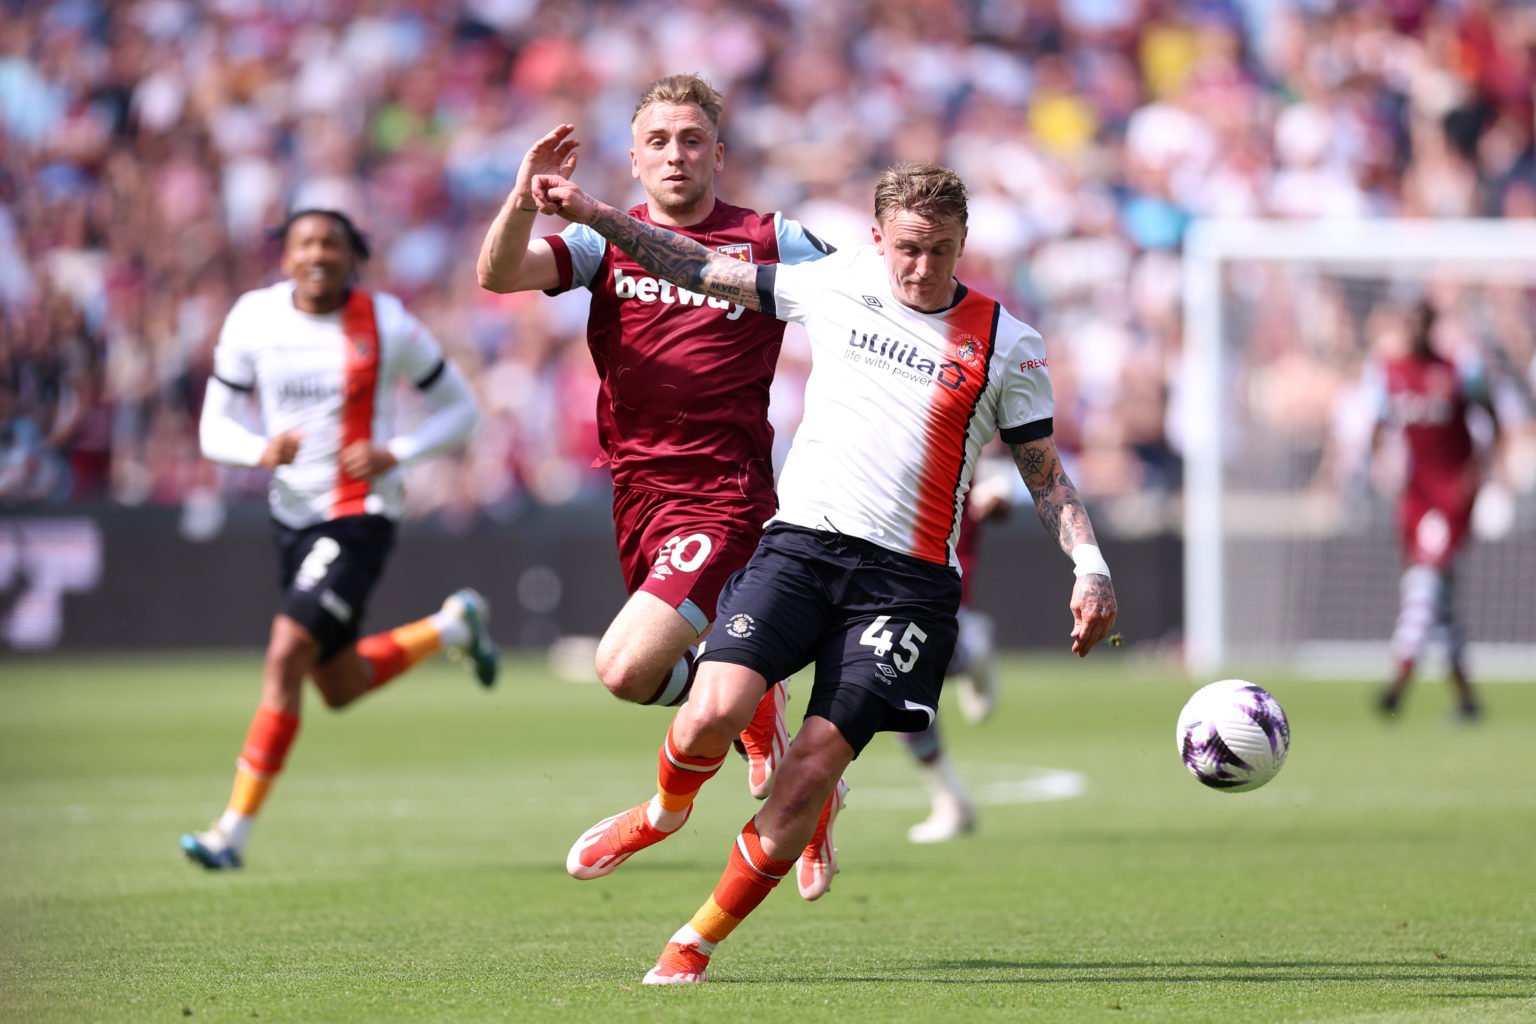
top-left (772, 247), bottom-right (856, 324)
top-left (774, 213), bottom-right (837, 265)
top-left (1361, 363), bottom-right (1389, 421)
top-left (996, 324), bottom-right (1055, 439)
top-left (379, 294), bottom-right (447, 388)
top-left (554, 222), bottom-right (607, 290)
top-left (1457, 356), bottom-right (1488, 404)
top-left (212, 293), bottom-right (259, 391)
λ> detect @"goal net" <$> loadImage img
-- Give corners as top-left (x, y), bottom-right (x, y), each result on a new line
top-left (1182, 219), bottom-right (1536, 680)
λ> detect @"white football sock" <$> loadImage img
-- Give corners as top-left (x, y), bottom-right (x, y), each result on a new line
top-left (432, 607), bottom-right (470, 650)
top-left (647, 796), bottom-right (689, 833)
top-left (217, 809), bottom-right (253, 852)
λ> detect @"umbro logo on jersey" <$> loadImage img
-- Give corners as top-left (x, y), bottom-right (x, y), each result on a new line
top-left (862, 295), bottom-right (883, 308)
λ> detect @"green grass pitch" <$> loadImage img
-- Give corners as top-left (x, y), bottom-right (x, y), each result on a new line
top-left (2, 653), bottom-right (1533, 1022)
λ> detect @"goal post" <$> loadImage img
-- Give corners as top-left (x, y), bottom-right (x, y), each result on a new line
top-left (1182, 218), bottom-right (1536, 680)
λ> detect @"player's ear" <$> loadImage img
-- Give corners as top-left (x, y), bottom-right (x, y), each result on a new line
top-left (629, 147), bottom-right (640, 180)
top-left (870, 223), bottom-right (883, 253)
top-left (714, 140), bottom-right (724, 172)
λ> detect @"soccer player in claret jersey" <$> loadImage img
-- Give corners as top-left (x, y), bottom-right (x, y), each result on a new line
top-left (180, 210), bottom-right (495, 870)
top-left (477, 77), bottom-right (836, 817)
top-left (1373, 301), bottom-right (1499, 722)
top-left (532, 162), bottom-right (1118, 983)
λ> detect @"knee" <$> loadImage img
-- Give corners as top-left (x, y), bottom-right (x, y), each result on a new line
top-left (263, 641), bottom-right (308, 687)
top-left (672, 688), bottom-right (752, 750)
top-left (314, 678), bottom-right (354, 711)
top-left (593, 645), bottom-right (669, 704)
top-left (263, 624), bottom-right (318, 704)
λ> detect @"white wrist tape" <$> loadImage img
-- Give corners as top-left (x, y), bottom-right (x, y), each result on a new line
top-left (1071, 544), bottom-right (1111, 579)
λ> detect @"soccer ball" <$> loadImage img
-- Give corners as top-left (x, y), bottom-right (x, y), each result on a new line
top-left (1176, 679), bottom-right (1290, 792)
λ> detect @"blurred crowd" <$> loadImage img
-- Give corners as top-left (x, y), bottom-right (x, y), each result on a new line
top-left (4, 0), bottom-right (1535, 528)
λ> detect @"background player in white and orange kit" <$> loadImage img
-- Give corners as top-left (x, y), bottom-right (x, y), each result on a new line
top-left (181, 210), bottom-right (494, 870)
top-left (531, 162), bottom-right (1118, 984)
top-left (1371, 302), bottom-right (1500, 722)
top-left (477, 77), bottom-right (835, 821)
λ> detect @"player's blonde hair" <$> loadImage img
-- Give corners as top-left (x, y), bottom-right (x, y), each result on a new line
top-left (632, 73), bottom-right (724, 133)
top-left (873, 163), bottom-right (968, 226)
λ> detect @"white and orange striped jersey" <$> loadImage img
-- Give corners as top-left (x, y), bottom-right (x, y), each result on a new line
top-left (762, 246), bottom-right (1053, 568)
top-left (202, 282), bottom-right (478, 528)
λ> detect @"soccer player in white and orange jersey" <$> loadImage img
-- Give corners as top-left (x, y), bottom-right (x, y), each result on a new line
top-left (533, 162), bottom-right (1118, 983)
top-left (477, 77), bottom-right (833, 815)
top-left (180, 210), bottom-right (494, 871)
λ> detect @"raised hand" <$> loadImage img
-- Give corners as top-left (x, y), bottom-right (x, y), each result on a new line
top-left (531, 174), bottom-right (599, 224)
top-left (514, 125), bottom-right (581, 206)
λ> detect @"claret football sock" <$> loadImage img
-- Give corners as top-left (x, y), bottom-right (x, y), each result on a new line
top-left (649, 722), bottom-right (727, 831)
top-left (645, 646), bottom-right (697, 707)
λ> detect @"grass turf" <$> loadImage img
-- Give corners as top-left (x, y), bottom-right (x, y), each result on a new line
top-left (1, 653), bottom-right (1532, 1022)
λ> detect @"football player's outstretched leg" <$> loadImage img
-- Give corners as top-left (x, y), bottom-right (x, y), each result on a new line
top-left (566, 665), bottom-right (760, 880)
top-left (645, 715), bottom-right (853, 984)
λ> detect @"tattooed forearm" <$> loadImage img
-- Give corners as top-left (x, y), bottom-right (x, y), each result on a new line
top-left (1009, 438), bottom-right (1098, 556)
top-left (588, 203), bottom-right (762, 311)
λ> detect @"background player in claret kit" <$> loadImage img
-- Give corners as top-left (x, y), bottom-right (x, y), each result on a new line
top-left (476, 76), bottom-right (835, 807)
top-left (181, 210), bottom-right (495, 871)
top-left (1372, 301), bottom-right (1500, 722)
top-left (531, 162), bottom-right (1117, 984)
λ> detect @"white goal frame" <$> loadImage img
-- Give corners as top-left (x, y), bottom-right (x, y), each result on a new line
top-left (1182, 218), bottom-right (1536, 678)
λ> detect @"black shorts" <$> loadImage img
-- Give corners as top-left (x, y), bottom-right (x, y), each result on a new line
top-left (272, 515), bottom-right (397, 662)
top-left (699, 523), bottom-right (961, 756)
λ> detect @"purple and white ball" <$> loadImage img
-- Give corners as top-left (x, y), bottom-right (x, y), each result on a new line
top-left (1176, 680), bottom-right (1290, 792)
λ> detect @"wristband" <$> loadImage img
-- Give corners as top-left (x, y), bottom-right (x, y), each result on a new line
top-left (1071, 544), bottom-right (1111, 579)
top-left (517, 205), bottom-right (538, 213)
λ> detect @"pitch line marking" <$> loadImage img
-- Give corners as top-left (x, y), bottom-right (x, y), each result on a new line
top-left (849, 764), bottom-right (1087, 809)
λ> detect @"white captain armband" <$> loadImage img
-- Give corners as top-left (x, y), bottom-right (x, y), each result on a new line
top-left (1071, 544), bottom-right (1111, 579)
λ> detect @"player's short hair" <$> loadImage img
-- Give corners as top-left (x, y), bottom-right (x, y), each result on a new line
top-left (632, 73), bottom-right (724, 134)
top-left (272, 209), bottom-right (371, 262)
top-left (873, 163), bottom-right (968, 228)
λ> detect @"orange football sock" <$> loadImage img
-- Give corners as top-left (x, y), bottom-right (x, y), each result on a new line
top-left (686, 817), bottom-right (795, 945)
top-left (656, 722), bottom-right (728, 813)
top-left (227, 703), bottom-right (300, 817)
top-left (357, 618), bottom-right (442, 689)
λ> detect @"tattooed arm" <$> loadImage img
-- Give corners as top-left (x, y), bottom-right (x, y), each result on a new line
top-left (530, 173), bottom-right (763, 312)
top-left (1010, 434), bottom-right (1119, 657)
